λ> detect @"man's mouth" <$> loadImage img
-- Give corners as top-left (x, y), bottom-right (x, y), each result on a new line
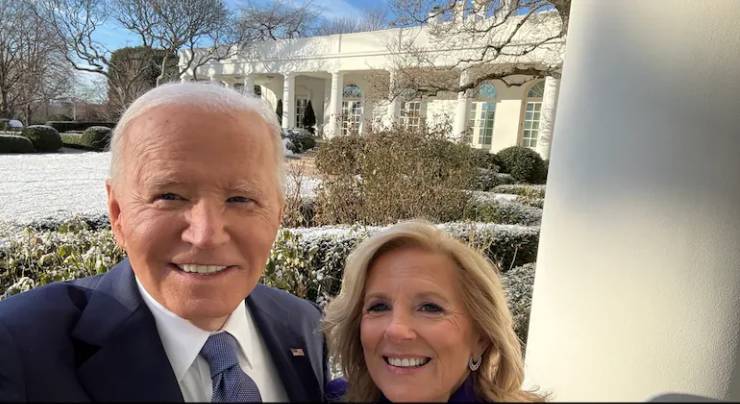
top-left (174, 264), bottom-right (232, 275)
top-left (384, 356), bottom-right (431, 368)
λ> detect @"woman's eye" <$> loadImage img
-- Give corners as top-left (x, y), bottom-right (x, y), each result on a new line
top-left (365, 302), bottom-right (389, 313)
top-left (419, 303), bottom-right (444, 313)
top-left (227, 196), bottom-right (252, 203)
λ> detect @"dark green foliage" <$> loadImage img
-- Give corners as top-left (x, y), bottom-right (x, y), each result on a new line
top-left (491, 184), bottom-right (546, 199)
top-left (45, 121), bottom-right (116, 133)
top-left (284, 129), bottom-right (316, 153)
top-left (21, 125), bottom-right (62, 152)
top-left (81, 126), bottom-right (112, 151)
top-left (501, 263), bottom-right (536, 345)
top-left (302, 101), bottom-right (316, 134)
top-left (472, 168), bottom-right (497, 191)
top-left (0, 134), bottom-right (35, 153)
top-left (496, 146), bottom-right (547, 183)
top-left (276, 99), bottom-right (283, 122)
top-left (471, 148), bottom-right (501, 170)
top-left (60, 132), bottom-right (86, 149)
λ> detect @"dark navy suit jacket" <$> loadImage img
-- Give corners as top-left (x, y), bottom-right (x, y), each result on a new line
top-left (0, 259), bottom-right (328, 402)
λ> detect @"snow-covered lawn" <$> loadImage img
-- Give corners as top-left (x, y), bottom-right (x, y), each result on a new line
top-left (0, 150), bottom-right (319, 225)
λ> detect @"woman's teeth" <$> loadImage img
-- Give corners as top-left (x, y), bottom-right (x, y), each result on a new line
top-left (178, 264), bottom-right (228, 274)
top-left (386, 357), bottom-right (430, 368)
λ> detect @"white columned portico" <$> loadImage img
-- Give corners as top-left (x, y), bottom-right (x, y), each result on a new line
top-left (282, 72), bottom-right (295, 128)
top-left (453, 70), bottom-right (471, 138)
top-left (536, 76), bottom-right (560, 160)
top-left (524, 0), bottom-right (740, 401)
top-left (325, 71), bottom-right (344, 138)
top-left (243, 74), bottom-right (255, 95)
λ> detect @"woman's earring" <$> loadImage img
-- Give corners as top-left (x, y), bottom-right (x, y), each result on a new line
top-left (468, 355), bottom-right (482, 371)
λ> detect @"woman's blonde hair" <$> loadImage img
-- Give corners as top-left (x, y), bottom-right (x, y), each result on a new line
top-left (322, 220), bottom-right (544, 402)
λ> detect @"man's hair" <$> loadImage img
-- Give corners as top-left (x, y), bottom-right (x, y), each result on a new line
top-left (109, 82), bottom-right (285, 195)
top-left (322, 220), bottom-right (545, 402)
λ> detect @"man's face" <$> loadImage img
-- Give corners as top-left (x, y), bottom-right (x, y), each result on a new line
top-left (107, 105), bottom-right (283, 330)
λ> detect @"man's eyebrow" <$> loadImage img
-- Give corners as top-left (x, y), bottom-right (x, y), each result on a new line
top-left (141, 176), bottom-right (184, 189)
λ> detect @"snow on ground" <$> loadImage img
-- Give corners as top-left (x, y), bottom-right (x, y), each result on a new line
top-left (0, 150), bottom-right (320, 226)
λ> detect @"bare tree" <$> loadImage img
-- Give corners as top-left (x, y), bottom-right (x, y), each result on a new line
top-left (386, 0), bottom-right (570, 97)
top-left (0, 0), bottom-right (72, 123)
top-left (236, 0), bottom-right (319, 41)
top-left (314, 7), bottom-right (390, 36)
top-left (35, 0), bottom-right (243, 113)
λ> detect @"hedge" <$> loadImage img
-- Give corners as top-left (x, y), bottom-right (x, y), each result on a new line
top-left (45, 121), bottom-right (116, 133)
top-left (0, 134), bottom-right (35, 153)
top-left (491, 184), bottom-right (546, 199)
top-left (0, 217), bottom-right (540, 343)
top-left (21, 125), bottom-right (62, 152)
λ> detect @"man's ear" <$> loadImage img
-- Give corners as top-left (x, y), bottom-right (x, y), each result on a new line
top-left (106, 179), bottom-right (126, 250)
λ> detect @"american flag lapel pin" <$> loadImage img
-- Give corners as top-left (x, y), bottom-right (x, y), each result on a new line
top-left (290, 348), bottom-right (305, 357)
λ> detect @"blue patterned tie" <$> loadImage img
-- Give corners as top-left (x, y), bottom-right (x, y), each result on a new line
top-left (200, 332), bottom-right (262, 402)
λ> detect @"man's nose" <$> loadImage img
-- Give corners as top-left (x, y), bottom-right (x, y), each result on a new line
top-left (384, 311), bottom-right (416, 341)
top-left (181, 200), bottom-right (230, 248)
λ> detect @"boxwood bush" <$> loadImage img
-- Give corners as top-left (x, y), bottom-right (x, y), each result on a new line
top-left (81, 126), bottom-right (112, 150)
top-left (45, 121), bottom-right (116, 133)
top-left (0, 134), bottom-right (35, 153)
top-left (497, 146), bottom-right (547, 184)
top-left (21, 125), bottom-right (62, 152)
top-left (463, 199), bottom-right (542, 226)
top-left (492, 184), bottom-right (546, 199)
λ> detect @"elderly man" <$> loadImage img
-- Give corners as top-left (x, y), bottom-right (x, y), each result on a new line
top-left (0, 83), bottom-right (327, 401)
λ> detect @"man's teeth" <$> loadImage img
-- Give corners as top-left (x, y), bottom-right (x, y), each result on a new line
top-left (387, 357), bottom-right (429, 368)
top-left (179, 264), bottom-right (228, 274)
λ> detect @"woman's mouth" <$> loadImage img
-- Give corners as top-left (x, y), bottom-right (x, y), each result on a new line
top-left (384, 356), bottom-right (431, 368)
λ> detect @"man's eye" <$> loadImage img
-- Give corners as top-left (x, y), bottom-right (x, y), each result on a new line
top-left (227, 196), bottom-right (252, 203)
top-left (419, 303), bottom-right (444, 313)
top-left (365, 303), bottom-right (389, 313)
top-left (156, 193), bottom-right (181, 201)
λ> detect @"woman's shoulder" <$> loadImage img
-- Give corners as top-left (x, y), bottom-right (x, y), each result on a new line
top-left (326, 377), bottom-right (348, 402)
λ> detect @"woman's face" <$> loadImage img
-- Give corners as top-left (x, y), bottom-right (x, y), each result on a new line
top-left (360, 246), bottom-right (486, 402)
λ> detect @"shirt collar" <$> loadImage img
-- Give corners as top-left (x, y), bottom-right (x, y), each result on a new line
top-left (135, 276), bottom-right (254, 382)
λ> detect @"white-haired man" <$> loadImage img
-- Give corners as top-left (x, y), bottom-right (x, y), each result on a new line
top-left (0, 83), bottom-right (327, 401)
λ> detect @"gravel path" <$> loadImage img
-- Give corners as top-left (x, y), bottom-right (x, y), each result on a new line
top-left (0, 150), bottom-right (319, 226)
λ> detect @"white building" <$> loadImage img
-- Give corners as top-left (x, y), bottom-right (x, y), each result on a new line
top-left (180, 6), bottom-right (565, 159)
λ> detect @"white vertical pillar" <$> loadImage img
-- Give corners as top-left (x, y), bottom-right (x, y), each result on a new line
top-left (536, 76), bottom-right (560, 160)
top-left (453, 70), bottom-right (471, 139)
top-left (524, 0), bottom-right (740, 401)
top-left (387, 70), bottom-right (401, 128)
top-left (326, 71), bottom-right (343, 138)
top-left (282, 72), bottom-right (295, 129)
top-left (323, 76), bottom-right (332, 130)
top-left (243, 74), bottom-right (255, 95)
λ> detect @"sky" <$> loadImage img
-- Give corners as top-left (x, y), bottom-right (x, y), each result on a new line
top-left (95, 0), bottom-right (392, 51)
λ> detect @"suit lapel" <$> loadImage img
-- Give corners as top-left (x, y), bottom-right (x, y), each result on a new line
top-left (72, 260), bottom-right (183, 402)
top-left (247, 288), bottom-right (322, 402)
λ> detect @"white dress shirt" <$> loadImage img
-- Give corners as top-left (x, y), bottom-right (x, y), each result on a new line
top-left (135, 278), bottom-right (289, 402)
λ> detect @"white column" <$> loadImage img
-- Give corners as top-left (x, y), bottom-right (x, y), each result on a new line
top-left (535, 76), bottom-right (560, 160)
top-left (243, 74), bottom-right (255, 95)
top-left (325, 71), bottom-right (343, 138)
top-left (282, 72), bottom-right (295, 129)
top-left (524, 0), bottom-right (740, 401)
top-left (387, 70), bottom-right (401, 128)
top-left (452, 70), bottom-right (471, 139)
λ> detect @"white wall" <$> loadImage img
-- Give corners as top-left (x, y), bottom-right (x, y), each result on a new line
top-left (524, 0), bottom-right (740, 401)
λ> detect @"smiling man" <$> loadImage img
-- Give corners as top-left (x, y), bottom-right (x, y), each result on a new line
top-left (0, 83), bottom-right (327, 402)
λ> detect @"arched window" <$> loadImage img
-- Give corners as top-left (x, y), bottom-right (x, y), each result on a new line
top-left (341, 84), bottom-right (363, 135)
top-left (469, 82), bottom-right (497, 146)
top-left (522, 80), bottom-right (544, 148)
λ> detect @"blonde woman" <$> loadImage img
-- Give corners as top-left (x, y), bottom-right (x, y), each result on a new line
top-left (323, 220), bottom-right (544, 402)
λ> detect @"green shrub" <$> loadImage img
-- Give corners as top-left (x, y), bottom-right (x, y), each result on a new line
top-left (492, 184), bottom-right (546, 199)
top-left (81, 126), bottom-right (112, 150)
top-left (471, 148), bottom-right (502, 171)
top-left (60, 132), bottom-right (87, 149)
top-left (500, 263), bottom-right (536, 346)
top-left (45, 121), bottom-right (116, 133)
top-left (0, 134), bottom-right (35, 153)
top-left (497, 146), bottom-right (547, 184)
top-left (472, 168), bottom-right (497, 191)
top-left (283, 129), bottom-right (316, 154)
top-left (21, 125), bottom-right (62, 152)
top-left (463, 199), bottom-right (542, 226)
top-left (315, 125), bottom-right (477, 225)
top-left (47, 114), bottom-right (73, 122)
